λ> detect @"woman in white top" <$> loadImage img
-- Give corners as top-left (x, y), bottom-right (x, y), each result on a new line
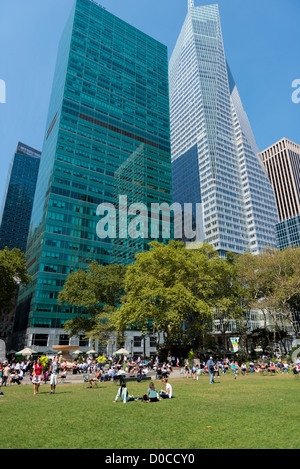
top-left (159, 378), bottom-right (173, 399)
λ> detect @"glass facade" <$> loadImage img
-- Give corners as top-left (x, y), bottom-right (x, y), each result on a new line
top-left (276, 215), bottom-right (300, 250)
top-left (13, 0), bottom-right (172, 349)
top-left (0, 142), bottom-right (41, 252)
top-left (169, 4), bottom-right (278, 255)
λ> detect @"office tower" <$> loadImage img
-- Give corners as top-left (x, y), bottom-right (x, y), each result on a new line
top-left (260, 138), bottom-right (300, 222)
top-left (260, 138), bottom-right (300, 249)
top-left (13, 0), bottom-right (172, 351)
top-left (0, 142), bottom-right (41, 252)
top-left (170, 1), bottom-right (278, 255)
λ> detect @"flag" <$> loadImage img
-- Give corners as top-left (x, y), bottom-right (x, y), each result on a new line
top-left (230, 337), bottom-right (239, 353)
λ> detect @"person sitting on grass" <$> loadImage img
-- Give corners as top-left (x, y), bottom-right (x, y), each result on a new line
top-left (159, 378), bottom-right (173, 399)
top-left (58, 369), bottom-right (68, 379)
top-left (144, 382), bottom-right (160, 403)
top-left (113, 383), bottom-right (137, 404)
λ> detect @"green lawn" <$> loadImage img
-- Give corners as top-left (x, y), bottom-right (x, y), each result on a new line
top-left (1, 373), bottom-right (299, 449)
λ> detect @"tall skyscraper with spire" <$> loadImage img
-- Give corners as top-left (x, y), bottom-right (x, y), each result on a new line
top-left (170, 1), bottom-right (278, 255)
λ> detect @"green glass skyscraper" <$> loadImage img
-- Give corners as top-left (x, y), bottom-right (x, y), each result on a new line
top-left (13, 0), bottom-right (172, 351)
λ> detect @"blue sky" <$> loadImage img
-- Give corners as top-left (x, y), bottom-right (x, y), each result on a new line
top-left (0, 0), bottom-right (299, 207)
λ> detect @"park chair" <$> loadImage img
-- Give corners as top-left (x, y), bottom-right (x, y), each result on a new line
top-left (83, 374), bottom-right (100, 388)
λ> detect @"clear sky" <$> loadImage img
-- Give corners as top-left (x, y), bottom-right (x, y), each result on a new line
top-left (0, 0), bottom-right (299, 208)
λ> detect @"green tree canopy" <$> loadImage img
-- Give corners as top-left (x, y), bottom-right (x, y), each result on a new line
top-left (58, 262), bottom-right (126, 345)
top-left (0, 247), bottom-right (31, 317)
top-left (113, 241), bottom-right (221, 353)
top-left (237, 246), bottom-right (300, 342)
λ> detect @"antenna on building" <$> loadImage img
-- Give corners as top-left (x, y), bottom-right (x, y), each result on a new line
top-left (188, 0), bottom-right (194, 11)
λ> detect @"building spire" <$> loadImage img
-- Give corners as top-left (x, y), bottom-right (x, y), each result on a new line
top-left (188, 0), bottom-right (194, 11)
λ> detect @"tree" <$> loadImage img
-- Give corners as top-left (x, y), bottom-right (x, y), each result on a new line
top-left (210, 252), bottom-right (248, 358)
top-left (237, 246), bottom-right (300, 350)
top-left (0, 247), bottom-right (31, 317)
top-left (271, 247), bottom-right (300, 339)
top-left (58, 262), bottom-right (126, 347)
top-left (113, 241), bottom-right (215, 355)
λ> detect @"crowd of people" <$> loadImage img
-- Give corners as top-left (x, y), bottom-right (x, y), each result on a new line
top-left (183, 357), bottom-right (300, 382)
top-left (1, 353), bottom-right (300, 396)
top-left (0, 357), bottom-right (68, 394)
top-left (72, 355), bottom-right (175, 384)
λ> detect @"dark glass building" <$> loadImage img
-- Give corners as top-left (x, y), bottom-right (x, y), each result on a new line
top-left (0, 142), bottom-right (41, 252)
top-left (13, 0), bottom-right (172, 351)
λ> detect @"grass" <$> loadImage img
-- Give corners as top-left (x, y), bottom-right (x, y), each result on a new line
top-left (1, 372), bottom-right (299, 449)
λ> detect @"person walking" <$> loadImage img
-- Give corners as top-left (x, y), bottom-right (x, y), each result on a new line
top-left (1, 362), bottom-right (11, 387)
top-left (49, 357), bottom-right (60, 394)
top-left (32, 358), bottom-right (43, 395)
top-left (207, 357), bottom-right (215, 384)
top-left (231, 361), bottom-right (239, 379)
top-left (184, 362), bottom-right (190, 378)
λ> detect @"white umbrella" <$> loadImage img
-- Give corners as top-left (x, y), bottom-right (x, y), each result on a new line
top-left (87, 349), bottom-right (97, 354)
top-left (72, 349), bottom-right (83, 355)
top-left (113, 348), bottom-right (130, 356)
top-left (16, 347), bottom-right (36, 355)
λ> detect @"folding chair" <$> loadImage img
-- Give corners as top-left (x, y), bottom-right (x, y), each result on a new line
top-left (83, 374), bottom-right (99, 388)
